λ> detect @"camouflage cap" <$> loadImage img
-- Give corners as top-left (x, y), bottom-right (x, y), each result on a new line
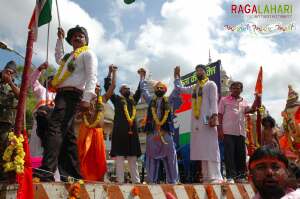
top-left (4, 60), bottom-right (17, 73)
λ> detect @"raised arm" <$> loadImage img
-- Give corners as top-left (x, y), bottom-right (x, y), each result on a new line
top-left (138, 68), bottom-right (152, 105)
top-left (245, 94), bottom-right (259, 114)
top-left (168, 88), bottom-right (182, 111)
top-left (173, 66), bottom-right (193, 94)
top-left (55, 28), bottom-right (65, 64)
top-left (104, 65), bottom-right (117, 104)
top-left (103, 65), bottom-right (117, 102)
top-left (31, 62), bottom-right (48, 100)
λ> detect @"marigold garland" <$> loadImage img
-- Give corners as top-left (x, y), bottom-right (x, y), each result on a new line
top-left (68, 182), bottom-right (81, 199)
top-left (192, 77), bottom-right (208, 120)
top-left (51, 45), bottom-right (89, 88)
top-left (151, 96), bottom-right (170, 144)
top-left (121, 96), bottom-right (137, 134)
top-left (2, 132), bottom-right (25, 174)
top-left (83, 96), bottom-right (104, 128)
top-left (131, 186), bottom-right (140, 197)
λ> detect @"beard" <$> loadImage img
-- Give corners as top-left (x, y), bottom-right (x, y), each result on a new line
top-left (122, 91), bottom-right (130, 98)
top-left (254, 182), bottom-right (286, 199)
top-left (155, 90), bottom-right (165, 97)
top-left (197, 74), bottom-right (204, 80)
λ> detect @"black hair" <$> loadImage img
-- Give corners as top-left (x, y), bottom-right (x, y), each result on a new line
top-left (249, 146), bottom-right (289, 170)
top-left (230, 81), bottom-right (243, 90)
top-left (195, 64), bottom-right (206, 71)
top-left (262, 115), bottom-right (276, 128)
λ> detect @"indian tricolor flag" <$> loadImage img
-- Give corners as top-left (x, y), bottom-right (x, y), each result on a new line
top-left (28, 0), bottom-right (52, 41)
top-left (175, 93), bottom-right (193, 145)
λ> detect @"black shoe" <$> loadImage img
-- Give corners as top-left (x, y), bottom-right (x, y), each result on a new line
top-left (33, 168), bottom-right (55, 182)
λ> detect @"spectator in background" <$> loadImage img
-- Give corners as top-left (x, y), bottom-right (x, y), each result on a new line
top-left (261, 115), bottom-right (280, 149)
top-left (0, 60), bottom-right (19, 181)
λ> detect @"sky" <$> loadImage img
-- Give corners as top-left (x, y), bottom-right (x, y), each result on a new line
top-left (0, 0), bottom-right (299, 124)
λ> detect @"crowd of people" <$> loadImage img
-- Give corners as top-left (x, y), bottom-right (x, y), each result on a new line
top-left (0, 24), bottom-right (300, 199)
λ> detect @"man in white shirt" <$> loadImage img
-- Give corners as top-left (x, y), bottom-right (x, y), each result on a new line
top-left (34, 25), bottom-right (98, 182)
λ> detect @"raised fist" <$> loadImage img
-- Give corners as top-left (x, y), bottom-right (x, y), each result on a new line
top-left (57, 27), bottom-right (65, 40)
top-left (174, 66), bottom-right (180, 78)
top-left (138, 68), bottom-right (146, 80)
top-left (38, 62), bottom-right (49, 71)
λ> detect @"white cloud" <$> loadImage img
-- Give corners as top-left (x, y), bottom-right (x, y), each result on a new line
top-left (133, 0), bottom-right (300, 123)
top-left (1, 0), bottom-right (299, 124)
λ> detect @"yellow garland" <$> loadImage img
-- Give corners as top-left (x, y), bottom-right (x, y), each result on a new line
top-left (83, 96), bottom-right (104, 128)
top-left (151, 96), bottom-right (170, 144)
top-left (51, 45), bottom-right (89, 88)
top-left (121, 96), bottom-right (137, 127)
top-left (192, 77), bottom-right (208, 120)
top-left (2, 132), bottom-right (25, 174)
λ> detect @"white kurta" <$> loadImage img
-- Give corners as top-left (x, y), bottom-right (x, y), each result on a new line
top-left (174, 79), bottom-right (220, 162)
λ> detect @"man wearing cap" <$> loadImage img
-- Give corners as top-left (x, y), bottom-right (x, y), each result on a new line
top-left (104, 66), bottom-right (142, 183)
top-left (34, 25), bottom-right (98, 182)
top-left (0, 60), bottom-right (19, 181)
top-left (249, 146), bottom-right (294, 199)
top-left (140, 70), bottom-right (179, 184)
top-left (174, 65), bottom-right (223, 183)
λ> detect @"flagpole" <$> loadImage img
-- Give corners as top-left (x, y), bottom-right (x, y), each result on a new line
top-left (14, 30), bottom-right (34, 135)
top-left (256, 96), bottom-right (262, 145)
top-left (55, 0), bottom-right (64, 54)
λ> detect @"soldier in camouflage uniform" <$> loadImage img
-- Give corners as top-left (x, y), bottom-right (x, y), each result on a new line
top-left (0, 60), bottom-right (19, 181)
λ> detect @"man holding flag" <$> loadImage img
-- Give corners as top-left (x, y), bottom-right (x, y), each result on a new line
top-left (34, 25), bottom-right (98, 182)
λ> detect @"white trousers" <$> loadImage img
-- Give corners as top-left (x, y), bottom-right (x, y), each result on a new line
top-left (202, 160), bottom-right (223, 181)
top-left (116, 156), bottom-right (140, 183)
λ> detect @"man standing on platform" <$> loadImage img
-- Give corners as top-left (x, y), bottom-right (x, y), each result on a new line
top-left (34, 25), bottom-right (98, 181)
top-left (0, 61), bottom-right (19, 181)
top-left (218, 81), bottom-right (258, 183)
top-left (174, 65), bottom-right (223, 183)
top-left (104, 66), bottom-right (142, 184)
top-left (140, 69), bottom-right (179, 184)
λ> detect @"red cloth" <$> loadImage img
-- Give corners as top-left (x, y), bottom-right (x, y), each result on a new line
top-left (77, 123), bottom-right (107, 181)
top-left (17, 131), bottom-right (34, 199)
top-left (255, 66), bottom-right (263, 95)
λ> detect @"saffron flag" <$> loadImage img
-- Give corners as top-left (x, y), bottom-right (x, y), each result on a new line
top-left (16, 131), bottom-right (33, 199)
top-left (255, 66), bottom-right (263, 95)
top-left (28, 0), bottom-right (52, 41)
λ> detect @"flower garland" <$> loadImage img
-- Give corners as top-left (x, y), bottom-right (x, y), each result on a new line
top-left (131, 186), bottom-right (140, 197)
top-left (83, 96), bottom-right (104, 128)
top-left (2, 132), bottom-right (25, 174)
top-left (192, 77), bottom-right (208, 120)
top-left (151, 96), bottom-right (170, 144)
top-left (121, 96), bottom-right (137, 134)
top-left (51, 45), bottom-right (89, 88)
top-left (68, 183), bottom-right (81, 199)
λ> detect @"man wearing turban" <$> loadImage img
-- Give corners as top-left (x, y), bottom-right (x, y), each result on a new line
top-left (140, 69), bottom-right (179, 184)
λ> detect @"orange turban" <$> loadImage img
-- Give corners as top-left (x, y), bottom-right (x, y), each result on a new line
top-left (154, 81), bottom-right (167, 92)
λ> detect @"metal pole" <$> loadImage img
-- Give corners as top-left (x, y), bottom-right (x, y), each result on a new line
top-left (0, 41), bottom-right (36, 67)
